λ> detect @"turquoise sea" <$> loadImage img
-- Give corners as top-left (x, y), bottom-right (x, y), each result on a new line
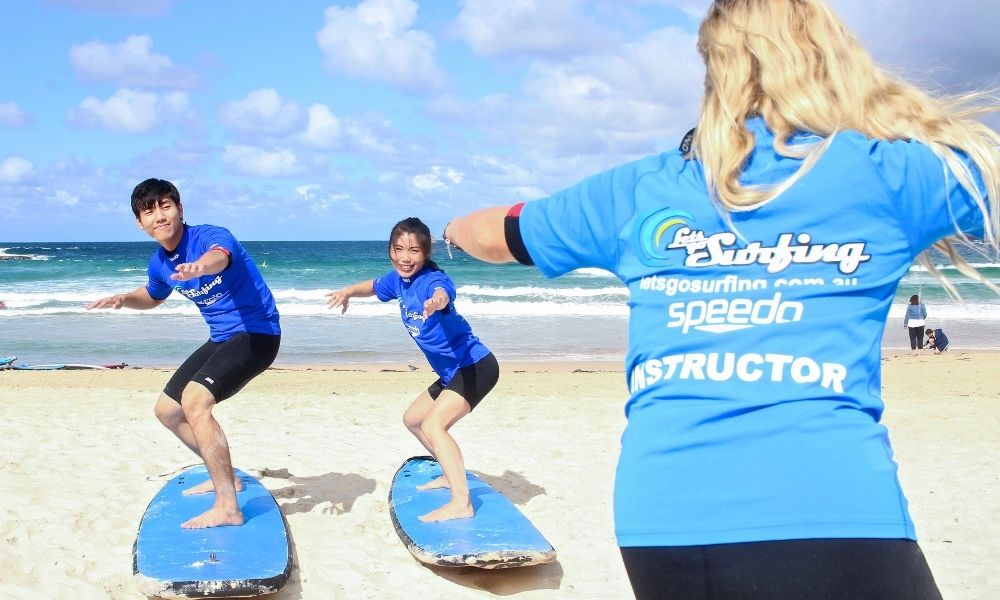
top-left (2, 240), bottom-right (999, 366)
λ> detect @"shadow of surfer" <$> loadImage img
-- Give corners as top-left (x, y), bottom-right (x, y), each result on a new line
top-left (257, 467), bottom-right (377, 516)
top-left (472, 469), bottom-right (547, 506)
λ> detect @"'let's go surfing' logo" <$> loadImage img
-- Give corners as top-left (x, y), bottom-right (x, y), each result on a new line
top-left (633, 207), bottom-right (871, 274)
top-left (633, 207), bottom-right (695, 266)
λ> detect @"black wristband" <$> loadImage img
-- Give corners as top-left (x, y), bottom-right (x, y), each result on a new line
top-left (504, 203), bottom-right (534, 266)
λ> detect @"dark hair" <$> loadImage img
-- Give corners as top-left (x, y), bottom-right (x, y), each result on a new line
top-left (909, 294), bottom-right (920, 304)
top-left (388, 217), bottom-right (440, 271)
top-left (925, 328), bottom-right (934, 335)
top-left (131, 178), bottom-right (181, 217)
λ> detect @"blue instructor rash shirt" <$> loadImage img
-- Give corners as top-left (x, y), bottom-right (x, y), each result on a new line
top-left (518, 117), bottom-right (987, 547)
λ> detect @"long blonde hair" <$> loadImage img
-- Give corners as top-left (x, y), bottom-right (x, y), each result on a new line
top-left (692, 0), bottom-right (1000, 294)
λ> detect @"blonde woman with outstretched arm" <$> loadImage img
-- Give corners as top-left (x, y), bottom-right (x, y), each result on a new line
top-left (442, 1), bottom-right (999, 598)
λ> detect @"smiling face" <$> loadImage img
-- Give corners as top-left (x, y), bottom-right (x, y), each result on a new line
top-left (136, 196), bottom-right (184, 249)
top-left (389, 232), bottom-right (427, 278)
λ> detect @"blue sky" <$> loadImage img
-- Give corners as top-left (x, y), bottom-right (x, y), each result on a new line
top-left (1, 0), bottom-right (997, 242)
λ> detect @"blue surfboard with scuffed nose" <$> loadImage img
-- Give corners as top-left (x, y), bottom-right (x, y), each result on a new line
top-left (389, 456), bottom-right (557, 569)
top-left (132, 465), bottom-right (291, 598)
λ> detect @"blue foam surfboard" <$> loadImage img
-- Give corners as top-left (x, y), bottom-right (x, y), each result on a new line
top-left (0, 356), bottom-right (15, 368)
top-left (389, 456), bottom-right (557, 569)
top-left (133, 465), bottom-right (291, 598)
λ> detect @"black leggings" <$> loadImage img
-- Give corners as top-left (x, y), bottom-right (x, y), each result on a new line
top-left (620, 539), bottom-right (941, 600)
top-left (164, 332), bottom-right (280, 403)
top-left (426, 353), bottom-right (499, 411)
top-left (908, 326), bottom-right (925, 350)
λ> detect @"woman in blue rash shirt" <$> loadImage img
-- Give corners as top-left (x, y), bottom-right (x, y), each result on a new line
top-left (326, 217), bottom-right (498, 523)
top-left (439, 1), bottom-right (999, 598)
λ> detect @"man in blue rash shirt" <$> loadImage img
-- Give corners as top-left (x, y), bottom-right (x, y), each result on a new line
top-left (88, 178), bottom-right (280, 529)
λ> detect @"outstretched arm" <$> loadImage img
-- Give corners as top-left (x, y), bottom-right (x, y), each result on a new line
top-left (86, 286), bottom-right (165, 310)
top-left (422, 287), bottom-right (450, 319)
top-left (325, 279), bottom-right (376, 314)
top-left (443, 206), bottom-right (516, 264)
top-left (171, 247), bottom-right (231, 282)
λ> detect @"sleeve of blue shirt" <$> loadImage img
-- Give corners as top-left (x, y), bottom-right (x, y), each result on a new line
top-left (200, 226), bottom-right (239, 259)
top-left (145, 252), bottom-right (173, 300)
top-left (867, 138), bottom-right (988, 252)
top-left (422, 270), bottom-right (456, 303)
top-left (519, 159), bottom-right (649, 277)
top-left (373, 271), bottom-right (399, 302)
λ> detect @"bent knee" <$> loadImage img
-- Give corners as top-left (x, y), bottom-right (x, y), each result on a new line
top-left (419, 420), bottom-right (446, 439)
top-left (180, 391), bottom-right (215, 418)
top-left (403, 413), bottom-right (422, 432)
top-left (154, 398), bottom-right (183, 425)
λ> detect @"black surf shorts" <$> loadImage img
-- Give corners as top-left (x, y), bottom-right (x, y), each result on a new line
top-left (427, 352), bottom-right (499, 411)
top-left (164, 332), bottom-right (281, 403)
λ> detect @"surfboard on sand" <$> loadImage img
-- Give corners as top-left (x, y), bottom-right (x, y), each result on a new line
top-left (389, 455), bottom-right (557, 569)
top-left (10, 363), bottom-right (119, 370)
top-left (133, 465), bottom-right (292, 598)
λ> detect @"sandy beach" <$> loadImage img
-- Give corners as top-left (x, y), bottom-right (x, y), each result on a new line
top-left (0, 353), bottom-right (997, 600)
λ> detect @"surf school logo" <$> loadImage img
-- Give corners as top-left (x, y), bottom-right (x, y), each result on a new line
top-left (632, 207), bottom-right (695, 266)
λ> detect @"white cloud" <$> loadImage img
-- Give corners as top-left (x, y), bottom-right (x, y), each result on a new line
top-left (433, 26), bottom-right (702, 162)
top-left (0, 156), bottom-right (35, 183)
top-left (413, 166), bottom-right (464, 191)
top-left (222, 145), bottom-right (301, 177)
top-left (456, 0), bottom-right (613, 57)
top-left (295, 184), bottom-right (321, 197)
top-left (617, 0), bottom-right (708, 18)
top-left (294, 184), bottom-right (354, 211)
top-left (316, 0), bottom-right (447, 92)
top-left (68, 89), bottom-right (191, 134)
top-left (50, 189), bottom-right (80, 206)
top-left (0, 102), bottom-right (32, 127)
top-left (219, 89), bottom-right (304, 136)
top-left (828, 0), bottom-right (1000, 90)
top-left (344, 120), bottom-right (397, 155)
top-left (299, 104), bottom-right (343, 148)
top-left (69, 35), bottom-right (197, 89)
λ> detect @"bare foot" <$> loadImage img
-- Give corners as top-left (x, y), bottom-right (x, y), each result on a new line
top-left (418, 500), bottom-right (474, 522)
top-left (181, 506), bottom-right (244, 529)
top-left (416, 475), bottom-right (450, 491)
top-left (183, 474), bottom-right (245, 496)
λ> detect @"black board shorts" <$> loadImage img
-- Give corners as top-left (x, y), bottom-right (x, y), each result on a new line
top-left (620, 538), bottom-right (941, 600)
top-left (427, 352), bottom-right (499, 411)
top-left (163, 332), bottom-right (281, 403)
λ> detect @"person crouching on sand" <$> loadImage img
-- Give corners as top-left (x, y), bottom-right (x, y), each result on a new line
top-left (924, 328), bottom-right (950, 354)
top-left (87, 178), bottom-right (281, 529)
top-left (325, 217), bottom-right (498, 522)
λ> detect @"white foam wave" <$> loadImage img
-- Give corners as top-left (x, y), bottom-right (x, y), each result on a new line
top-left (570, 267), bottom-right (618, 279)
top-left (455, 284), bottom-right (627, 299)
top-left (888, 302), bottom-right (1000, 320)
top-left (908, 262), bottom-right (1000, 272)
top-left (0, 248), bottom-right (50, 260)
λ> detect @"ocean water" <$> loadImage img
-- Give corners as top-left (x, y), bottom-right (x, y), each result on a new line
top-left (2, 241), bottom-right (999, 367)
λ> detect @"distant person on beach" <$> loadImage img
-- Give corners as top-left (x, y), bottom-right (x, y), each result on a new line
top-left (440, 1), bottom-right (999, 598)
top-left (924, 328), bottom-right (950, 354)
top-left (325, 217), bottom-right (498, 523)
top-left (904, 294), bottom-right (928, 354)
top-left (0, 300), bottom-right (6, 309)
top-left (86, 178), bottom-right (280, 529)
